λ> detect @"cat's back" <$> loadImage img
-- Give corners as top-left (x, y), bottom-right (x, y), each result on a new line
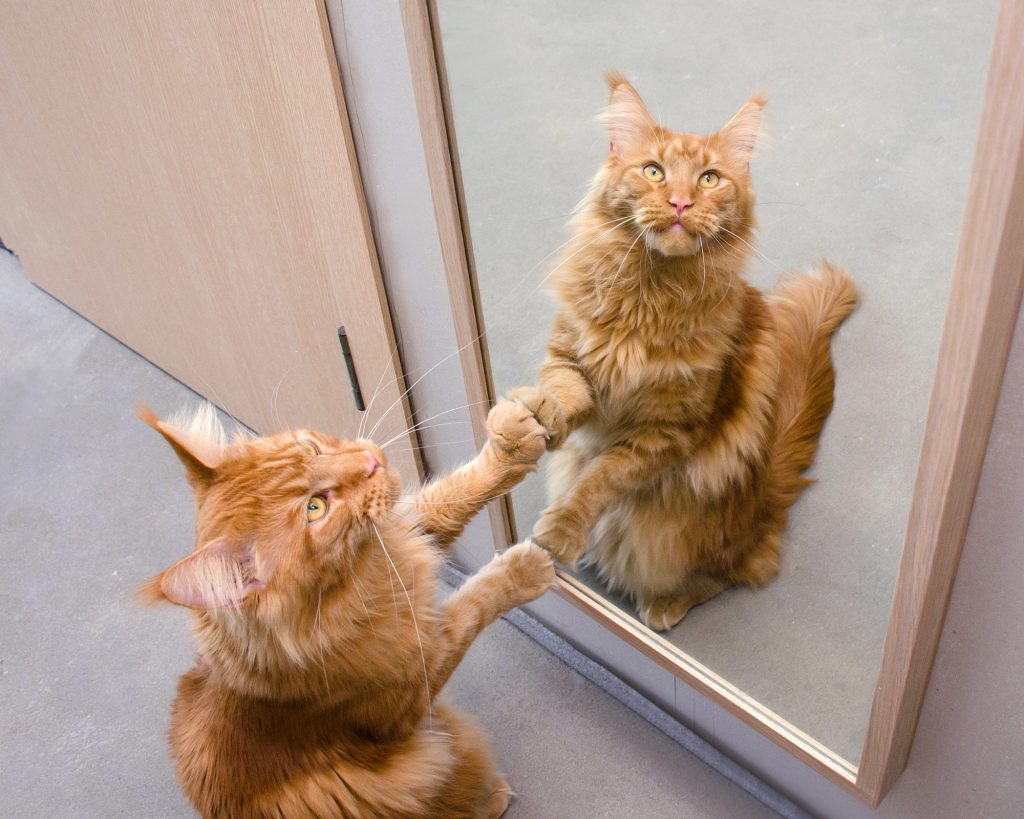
top-left (169, 665), bottom-right (457, 818)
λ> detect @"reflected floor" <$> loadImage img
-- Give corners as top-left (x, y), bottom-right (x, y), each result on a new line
top-left (437, 0), bottom-right (999, 763)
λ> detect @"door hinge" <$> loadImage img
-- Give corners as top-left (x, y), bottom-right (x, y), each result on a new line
top-left (337, 325), bottom-right (366, 412)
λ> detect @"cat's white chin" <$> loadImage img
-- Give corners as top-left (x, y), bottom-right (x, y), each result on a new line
top-left (645, 227), bottom-right (699, 258)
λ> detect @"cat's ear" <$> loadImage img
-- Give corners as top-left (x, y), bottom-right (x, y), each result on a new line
top-left (139, 536), bottom-right (266, 610)
top-left (604, 71), bottom-right (659, 158)
top-left (719, 91), bottom-right (768, 167)
top-left (137, 404), bottom-right (223, 488)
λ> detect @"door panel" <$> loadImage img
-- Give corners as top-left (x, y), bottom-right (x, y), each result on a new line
top-left (0, 0), bottom-right (418, 479)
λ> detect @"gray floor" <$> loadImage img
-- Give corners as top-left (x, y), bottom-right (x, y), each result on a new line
top-left (0, 251), bottom-right (785, 816)
top-left (435, 0), bottom-right (999, 763)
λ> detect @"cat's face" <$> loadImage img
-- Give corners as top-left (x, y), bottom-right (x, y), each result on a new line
top-left (597, 72), bottom-right (765, 258)
top-left (138, 405), bottom-right (399, 611)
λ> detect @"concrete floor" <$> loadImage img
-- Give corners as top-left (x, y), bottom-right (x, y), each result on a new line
top-left (0, 250), bottom-right (784, 816)
top-left (435, 0), bottom-right (999, 763)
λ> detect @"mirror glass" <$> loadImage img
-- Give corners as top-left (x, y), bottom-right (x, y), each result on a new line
top-left (435, 0), bottom-right (998, 763)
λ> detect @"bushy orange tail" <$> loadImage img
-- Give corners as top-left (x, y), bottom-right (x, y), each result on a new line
top-left (768, 260), bottom-right (858, 510)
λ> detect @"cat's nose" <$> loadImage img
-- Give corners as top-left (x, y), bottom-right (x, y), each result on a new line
top-left (669, 196), bottom-right (693, 214)
top-left (363, 451), bottom-right (382, 476)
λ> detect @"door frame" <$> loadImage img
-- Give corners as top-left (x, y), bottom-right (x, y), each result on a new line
top-left (399, 0), bottom-right (1024, 806)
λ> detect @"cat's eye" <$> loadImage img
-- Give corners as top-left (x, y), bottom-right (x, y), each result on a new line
top-left (642, 163), bottom-right (665, 182)
top-left (298, 440), bottom-right (319, 457)
top-left (305, 495), bottom-right (328, 522)
top-left (698, 171), bottom-right (720, 189)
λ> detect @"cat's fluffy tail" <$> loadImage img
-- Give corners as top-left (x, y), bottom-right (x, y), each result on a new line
top-left (768, 260), bottom-right (858, 509)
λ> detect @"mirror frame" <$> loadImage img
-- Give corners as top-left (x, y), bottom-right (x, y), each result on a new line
top-left (399, 0), bottom-right (1024, 806)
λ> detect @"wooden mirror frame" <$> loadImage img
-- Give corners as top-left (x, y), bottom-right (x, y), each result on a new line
top-left (399, 0), bottom-right (1024, 805)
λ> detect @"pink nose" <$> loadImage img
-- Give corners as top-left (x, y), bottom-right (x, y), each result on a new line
top-left (669, 196), bottom-right (693, 214)
top-left (364, 451), bottom-right (382, 475)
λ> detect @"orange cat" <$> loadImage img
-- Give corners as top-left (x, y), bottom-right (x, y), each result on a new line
top-left (512, 73), bottom-right (857, 631)
top-left (138, 400), bottom-right (554, 818)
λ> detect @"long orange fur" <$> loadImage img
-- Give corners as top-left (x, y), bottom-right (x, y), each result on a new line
top-left (138, 399), bottom-right (554, 818)
top-left (512, 73), bottom-right (857, 630)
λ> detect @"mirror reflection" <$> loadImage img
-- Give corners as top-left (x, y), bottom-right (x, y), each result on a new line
top-left (435, 0), bottom-right (998, 762)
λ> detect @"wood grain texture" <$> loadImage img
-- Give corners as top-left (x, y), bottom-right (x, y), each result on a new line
top-left (399, 0), bottom-right (513, 546)
top-left (0, 0), bottom-right (418, 480)
top-left (857, 0), bottom-right (1024, 805)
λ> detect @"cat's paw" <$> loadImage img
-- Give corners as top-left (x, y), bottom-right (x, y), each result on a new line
top-left (486, 776), bottom-right (515, 818)
top-left (532, 506), bottom-right (586, 566)
top-left (486, 399), bottom-right (547, 466)
top-left (496, 540), bottom-right (555, 605)
top-left (638, 597), bottom-right (691, 632)
top-left (507, 386), bottom-right (569, 450)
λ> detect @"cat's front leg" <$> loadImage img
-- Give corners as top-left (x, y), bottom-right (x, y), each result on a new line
top-left (507, 384), bottom-right (570, 449)
top-left (532, 498), bottom-right (589, 565)
top-left (508, 313), bottom-right (594, 449)
top-left (430, 540), bottom-right (554, 690)
top-left (411, 399), bottom-right (546, 549)
top-left (533, 434), bottom-right (690, 565)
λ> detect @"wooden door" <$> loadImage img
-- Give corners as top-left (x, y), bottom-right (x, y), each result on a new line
top-left (0, 1), bottom-right (418, 479)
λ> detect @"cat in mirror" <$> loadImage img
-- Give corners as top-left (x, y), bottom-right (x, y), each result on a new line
top-left (137, 400), bottom-right (553, 818)
top-left (512, 72), bottom-right (857, 631)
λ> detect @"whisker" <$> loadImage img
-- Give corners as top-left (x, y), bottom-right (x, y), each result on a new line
top-left (607, 221), bottom-right (648, 292)
top-left (269, 364), bottom-right (300, 433)
top-left (349, 574), bottom-right (378, 639)
top-left (365, 340), bottom-right (481, 442)
top-left (698, 235), bottom-right (708, 298)
top-left (379, 420), bottom-right (470, 450)
top-left (717, 225), bottom-right (786, 273)
top-left (520, 214), bottom-right (634, 285)
top-left (524, 215), bottom-right (635, 301)
top-left (312, 588), bottom-right (329, 693)
top-left (710, 240), bottom-right (735, 312)
top-left (372, 524), bottom-right (432, 731)
top-left (359, 338), bottom-right (403, 439)
top-left (393, 494), bottom-right (497, 506)
top-left (377, 402), bottom-right (489, 449)
top-left (382, 440), bottom-right (477, 458)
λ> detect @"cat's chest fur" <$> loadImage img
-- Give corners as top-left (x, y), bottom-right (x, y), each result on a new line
top-left (571, 285), bottom-right (743, 419)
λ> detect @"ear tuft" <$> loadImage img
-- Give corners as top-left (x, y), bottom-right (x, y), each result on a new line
top-left (135, 572), bottom-right (167, 607)
top-left (138, 402), bottom-right (225, 488)
top-left (602, 70), bottom-right (658, 158)
top-left (136, 403), bottom-right (160, 429)
top-left (720, 91), bottom-right (769, 164)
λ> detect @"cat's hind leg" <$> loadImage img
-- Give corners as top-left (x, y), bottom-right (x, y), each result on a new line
top-left (427, 702), bottom-right (513, 819)
top-left (638, 575), bottom-right (730, 632)
top-left (731, 531), bottom-right (781, 587)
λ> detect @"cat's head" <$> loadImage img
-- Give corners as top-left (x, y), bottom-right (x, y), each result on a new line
top-left (137, 404), bottom-right (399, 612)
top-left (596, 71), bottom-right (766, 258)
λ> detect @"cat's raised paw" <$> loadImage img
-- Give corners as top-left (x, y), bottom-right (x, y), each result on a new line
top-left (507, 386), bottom-right (569, 450)
top-left (531, 507), bottom-right (586, 566)
top-left (495, 540), bottom-right (555, 604)
top-left (486, 399), bottom-right (548, 465)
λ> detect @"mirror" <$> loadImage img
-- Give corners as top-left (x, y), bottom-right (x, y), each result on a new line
top-left (432, 0), bottom-right (999, 766)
